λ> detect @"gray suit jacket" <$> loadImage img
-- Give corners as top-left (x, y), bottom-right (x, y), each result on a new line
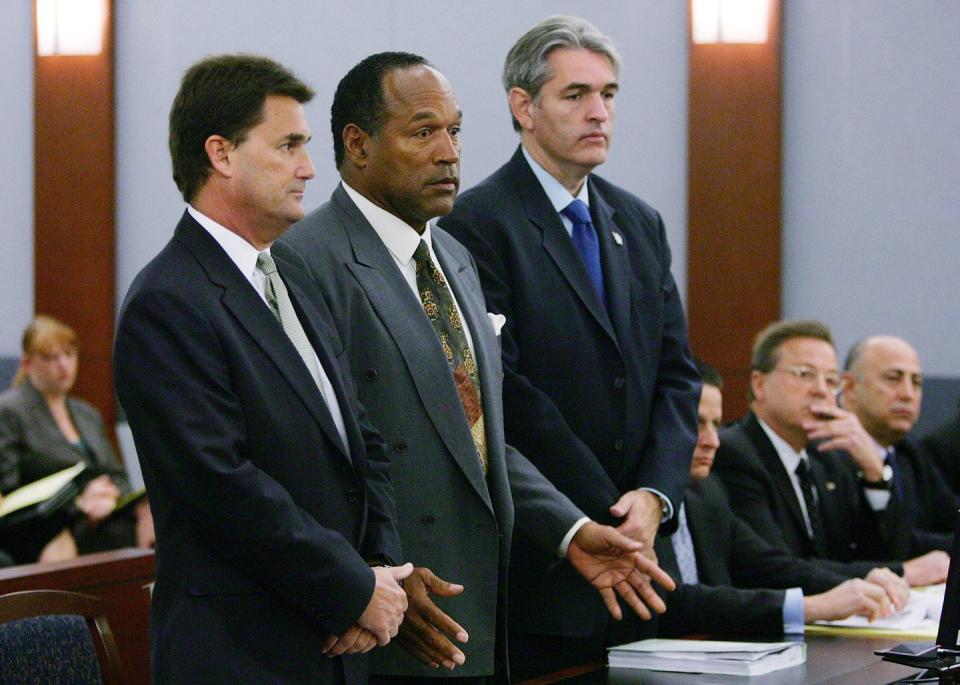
top-left (281, 185), bottom-right (583, 681)
top-left (0, 379), bottom-right (127, 493)
top-left (0, 379), bottom-right (131, 562)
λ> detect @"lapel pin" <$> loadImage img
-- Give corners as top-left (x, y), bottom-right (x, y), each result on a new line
top-left (825, 481), bottom-right (837, 492)
top-left (612, 231), bottom-right (623, 246)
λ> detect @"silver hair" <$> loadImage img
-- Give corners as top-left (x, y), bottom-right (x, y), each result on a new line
top-left (502, 15), bottom-right (621, 131)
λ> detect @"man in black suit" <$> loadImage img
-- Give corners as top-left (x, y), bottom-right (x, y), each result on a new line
top-left (440, 15), bottom-right (700, 678)
top-left (712, 320), bottom-right (949, 588)
top-left (114, 55), bottom-right (410, 684)
top-left (839, 336), bottom-right (959, 555)
top-left (281, 51), bottom-right (674, 685)
top-left (657, 360), bottom-right (902, 638)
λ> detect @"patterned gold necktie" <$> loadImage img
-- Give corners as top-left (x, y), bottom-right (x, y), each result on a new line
top-left (412, 239), bottom-right (487, 474)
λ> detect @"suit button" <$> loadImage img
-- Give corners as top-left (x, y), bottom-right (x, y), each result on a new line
top-left (346, 489), bottom-right (360, 503)
top-left (613, 377), bottom-right (626, 388)
top-left (364, 368), bottom-right (378, 382)
top-left (394, 439), bottom-right (408, 453)
top-left (421, 513), bottom-right (435, 527)
top-left (613, 439), bottom-right (624, 451)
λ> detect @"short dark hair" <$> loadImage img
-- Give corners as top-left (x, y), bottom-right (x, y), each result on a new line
top-left (694, 358), bottom-right (723, 390)
top-left (169, 54), bottom-right (314, 203)
top-left (330, 52), bottom-right (430, 169)
top-left (751, 320), bottom-right (834, 373)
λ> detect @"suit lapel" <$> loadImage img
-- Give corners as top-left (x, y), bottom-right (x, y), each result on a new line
top-left (590, 184), bottom-right (628, 354)
top-left (175, 213), bottom-right (351, 464)
top-left (744, 414), bottom-right (810, 545)
top-left (332, 191), bottom-right (493, 509)
top-left (508, 149), bottom-right (618, 345)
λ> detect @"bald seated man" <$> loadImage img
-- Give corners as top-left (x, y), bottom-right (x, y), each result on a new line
top-left (839, 336), bottom-right (960, 556)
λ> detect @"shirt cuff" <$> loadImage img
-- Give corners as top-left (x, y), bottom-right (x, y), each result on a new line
top-left (864, 488), bottom-right (892, 511)
top-left (639, 487), bottom-right (674, 523)
top-left (558, 517), bottom-right (592, 557)
top-left (783, 587), bottom-right (805, 634)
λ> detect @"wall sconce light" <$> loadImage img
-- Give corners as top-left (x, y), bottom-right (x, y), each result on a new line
top-left (36, 0), bottom-right (107, 56)
top-left (692, 0), bottom-right (769, 44)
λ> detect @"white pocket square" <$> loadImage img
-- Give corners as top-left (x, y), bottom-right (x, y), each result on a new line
top-left (487, 312), bottom-right (507, 336)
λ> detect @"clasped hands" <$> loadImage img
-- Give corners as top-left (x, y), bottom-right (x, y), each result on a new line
top-left (326, 514), bottom-right (674, 669)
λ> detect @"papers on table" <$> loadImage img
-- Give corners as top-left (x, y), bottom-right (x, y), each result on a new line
top-left (607, 639), bottom-right (806, 676)
top-left (808, 586), bottom-right (944, 639)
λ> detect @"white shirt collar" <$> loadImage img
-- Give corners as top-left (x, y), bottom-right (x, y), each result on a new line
top-left (187, 205), bottom-right (267, 283)
top-left (521, 145), bottom-right (590, 214)
top-left (341, 181), bottom-right (433, 265)
top-left (756, 415), bottom-right (809, 475)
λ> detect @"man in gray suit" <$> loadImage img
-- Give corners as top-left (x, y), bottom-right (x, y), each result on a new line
top-left (281, 52), bottom-right (674, 684)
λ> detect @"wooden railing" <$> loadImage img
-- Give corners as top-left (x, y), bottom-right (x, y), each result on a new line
top-left (0, 548), bottom-right (155, 685)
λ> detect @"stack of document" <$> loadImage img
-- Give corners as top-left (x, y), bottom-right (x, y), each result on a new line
top-left (607, 639), bottom-right (806, 675)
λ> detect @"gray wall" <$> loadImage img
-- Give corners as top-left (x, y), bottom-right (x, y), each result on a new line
top-left (114, 1), bottom-right (689, 314)
top-left (0, 1), bottom-right (34, 356)
top-left (782, 1), bottom-right (960, 378)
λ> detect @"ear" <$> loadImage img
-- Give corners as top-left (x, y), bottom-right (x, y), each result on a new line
top-left (508, 87), bottom-right (535, 132)
top-left (342, 124), bottom-right (370, 169)
top-left (750, 370), bottom-right (765, 403)
top-left (204, 135), bottom-right (234, 178)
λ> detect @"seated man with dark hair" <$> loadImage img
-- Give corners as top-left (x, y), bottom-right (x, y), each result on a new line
top-left (713, 320), bottom-right (949, 587)
top-left (656, 359), bottom-right (906, 637)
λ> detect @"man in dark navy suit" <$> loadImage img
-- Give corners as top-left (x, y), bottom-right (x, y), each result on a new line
top-left (440, 15), bottom-right (700, 678)
top-left (114, 54), bottom-right (410, 684)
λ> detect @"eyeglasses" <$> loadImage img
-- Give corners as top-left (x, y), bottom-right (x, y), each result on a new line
top-left (771, 365), bottom-right (841, 392)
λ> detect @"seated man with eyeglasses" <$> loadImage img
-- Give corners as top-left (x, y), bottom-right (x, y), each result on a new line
top-left (712, 320), bottom-right (949, 587)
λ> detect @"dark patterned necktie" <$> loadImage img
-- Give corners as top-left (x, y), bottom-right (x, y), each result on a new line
top-left (412, 240), bottom-right (487, 474)
top-left (795, 458), bottom-right (828, 558)
top-left (561, 198), bottom-right (606, 308)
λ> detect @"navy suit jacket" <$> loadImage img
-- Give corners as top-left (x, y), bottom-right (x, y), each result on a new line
top-left (440, 147), bottom-right (700, 639)
top-left (655, 474), bottom-right (847, 637)
top-left (713, 413), bottom-right (905, 577)
top-left (114, 212), bottom-right (400, 684)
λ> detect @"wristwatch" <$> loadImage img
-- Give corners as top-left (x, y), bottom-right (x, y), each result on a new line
top-left (861, 463), bottom-right (894, 489)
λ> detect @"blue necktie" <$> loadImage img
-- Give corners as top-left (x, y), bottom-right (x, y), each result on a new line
top-left (886, 446), bottom-right (903, 500)
top-left (561, 199), bottom-right (606, 308)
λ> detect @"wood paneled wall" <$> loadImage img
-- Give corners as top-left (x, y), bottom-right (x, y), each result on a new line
top-left (686, 0), bottom-right (782, 418)
top-left (33, 2), bottom-right (116, 426)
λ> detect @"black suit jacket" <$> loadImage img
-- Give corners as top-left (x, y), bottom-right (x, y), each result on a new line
top-left (655, 475), bottom-right (847, 637)
top-left (114, 212), bottom-right (400, 684)
top-left (713, 413), bottom-right (904, 577)
top-left (923, 408), bottom-right (960, 496)
top-left (440, 148), bottom-right (700, 639)
top-left (885, 439), bottom-right (960, 555)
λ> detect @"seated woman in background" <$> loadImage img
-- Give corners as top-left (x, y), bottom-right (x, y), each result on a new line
top-left (0, 314), bottom-right (153, 564)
